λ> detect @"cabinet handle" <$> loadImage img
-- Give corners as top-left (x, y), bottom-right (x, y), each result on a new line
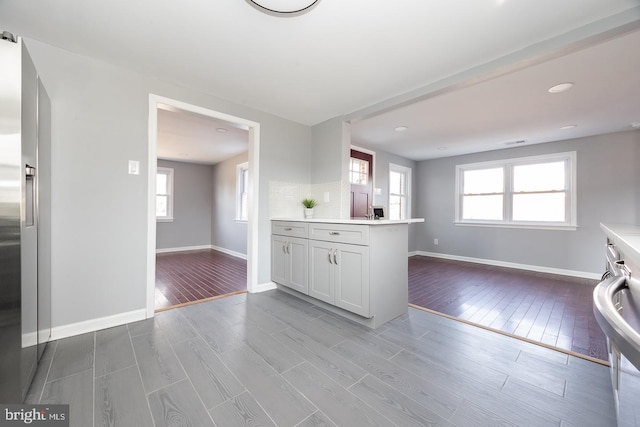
top-left (329, 231), bottom-right (340, 235)
top-left (284, 227), bottom-right (292, 231)
top-left (287, 242), bottom-right (291, 254)
top-left (333, 249), bottom-right (338, 265)
top-left (283, 243), bottom-right (287, 254)
top-left (328, 249), bottom-right (333, 264)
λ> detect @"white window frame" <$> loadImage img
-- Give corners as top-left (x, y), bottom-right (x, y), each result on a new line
top-left (156, 167), bottom-right (174, 222)
top-left (454, 151), bottom-right (577, 230)
top-left (236, 162), bottom-right (249, 222)
top-left (388, 163), bottom-right (412, 220)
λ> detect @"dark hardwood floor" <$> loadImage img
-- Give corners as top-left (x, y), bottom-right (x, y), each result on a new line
top-left (155, 249), bottom-right (247, 311)
top-left (408, 256), bottom-right (608, 362)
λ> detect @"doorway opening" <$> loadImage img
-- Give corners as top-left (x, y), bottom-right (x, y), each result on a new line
top-left (146, 95), bottom-right (260, 318)
top-left (349, 147), bottom-right (375, 219)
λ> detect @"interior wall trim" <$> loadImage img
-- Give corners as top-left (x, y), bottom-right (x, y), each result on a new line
top-left (413, 251), bottom-right (600, 281)
top-left (253, 281), bottom-right (277, 293)
top-left (209, 245), bottom-right (247, 260)
top-left (155, 245), bottom-right (248, 260)
top-left (50, 309), bottom-right (147, 341)
top-left (156, 245), bottom-right (212, 254)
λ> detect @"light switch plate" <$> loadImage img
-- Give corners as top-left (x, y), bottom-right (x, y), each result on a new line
top-left (128, 160), bottom-right (140, 175)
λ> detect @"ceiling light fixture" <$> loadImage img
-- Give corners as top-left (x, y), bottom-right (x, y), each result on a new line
top-left (560, 125), bottom-right (577, 130)
top-left (631, 122), bottom-right (640, 129)
top-left (504, 140), bottom-right (526, 146)
top-left (248, 0), bottom-right (319, 14)
top-left (548, 82), bottom-right (574, 93)
top-left (216, 128), bottom-right (228, 133)
top-left (394, 126), bottom-right (408, 132)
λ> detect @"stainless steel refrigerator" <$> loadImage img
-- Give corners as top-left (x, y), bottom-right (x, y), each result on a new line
top-left (0, 31), bottom-right (52, 403)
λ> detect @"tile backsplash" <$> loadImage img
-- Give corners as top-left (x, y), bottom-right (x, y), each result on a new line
top-left (269, 180), bottom-right (345, 219)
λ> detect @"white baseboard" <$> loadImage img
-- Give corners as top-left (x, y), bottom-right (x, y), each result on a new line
top-left (50, 308), bottom-right (147, 341)
top-left (156, 244), bottom-right (247, 260)
top-left (251, 281), bottom-right (277, 293)
top-left (156, 245), bottom-right (211, 254)
top-left (210, 245), bottom-right (247, 260)
top-left (408, 250), bottom-right (419, 257)
top-left (413, 251), bottom-right (600, 280)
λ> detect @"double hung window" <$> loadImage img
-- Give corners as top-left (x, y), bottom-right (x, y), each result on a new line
top-left (236, 162), bottom-right (249, 221)
top-left (455, 152), bottom-right (576, 229)
top-left (156, 167), bottom-right (174, 221)
top-left (389, 164), bottom-right (411, 220)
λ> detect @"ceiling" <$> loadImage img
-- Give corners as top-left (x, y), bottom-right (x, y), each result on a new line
top-left (157, 105), bottom-right (248, 165)
top-left (1, 0), bottom-right (639, 162)
top-left (351, 28), bottom-right (640, 160)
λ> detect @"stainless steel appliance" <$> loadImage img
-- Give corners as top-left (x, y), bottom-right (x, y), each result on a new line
top-left (0, 32), bottom-right (51, 403)
top-left (594, 237), bottom-right (640, 426)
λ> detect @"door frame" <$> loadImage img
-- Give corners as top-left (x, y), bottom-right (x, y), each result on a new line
top-left (349, 145), bottom-right (376, 217)
top-left (146, 94), bottom-right (260, 318)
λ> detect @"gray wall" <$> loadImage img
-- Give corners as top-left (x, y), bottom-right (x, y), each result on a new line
top-left (415, 130), bottom-right (640, 274)
top-left (358, 144), bottom-right (419, 252)
top-left (156, 160), bottom-right (213, 250)
top-left (211, 151), bottom-right (249, 255)
top-left (310, 117), bottom-right (346, 184)
top-left (25, 38), bottom-right (311, 330)
top-left (311, 117), bottom-right (351, 218)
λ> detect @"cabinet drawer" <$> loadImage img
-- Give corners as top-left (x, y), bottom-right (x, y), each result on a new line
top-left (272, 221), bottom-right (308, 238)
top-left (309, 223), bottom-right (369, 246)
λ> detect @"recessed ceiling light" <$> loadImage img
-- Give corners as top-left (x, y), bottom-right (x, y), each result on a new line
top-left (548, 82), bottom-right (574, 93)
top-left (394, 126), bottom-right (408, 132)
top-left (216, 128), bottom-right (228, 133)
top-left (631, 122), bottom-right (640, 129)
top-left (437, 147), bottom-right (447, 150)
top-left (560, 125), bottom-right (577, 130)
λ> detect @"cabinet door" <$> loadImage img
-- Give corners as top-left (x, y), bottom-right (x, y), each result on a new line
top-left (286, 237), bottom-right (308, 294)
top-left (271, 236), bottom-right (288, 285)
top-left (308, 240), bottom-right (335, 304)
top-left (334, 243), bottom-right (370, 317)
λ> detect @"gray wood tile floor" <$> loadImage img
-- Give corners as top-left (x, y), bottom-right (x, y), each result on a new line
top-left (26, 290), bottom-right (616, 426)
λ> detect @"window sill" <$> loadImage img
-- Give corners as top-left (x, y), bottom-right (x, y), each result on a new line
top-left (234, 219), bottom-right (248, 224)
top-left (157, 218), bottom-right (174, 223)
top-left (454, 221), bottom-right (577, 231)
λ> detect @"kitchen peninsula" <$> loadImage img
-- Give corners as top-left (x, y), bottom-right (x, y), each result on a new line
top-left (271, 218), bottom-right (424, 328)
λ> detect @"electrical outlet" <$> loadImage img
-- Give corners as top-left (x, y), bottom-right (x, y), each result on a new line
top-left (434, 238), bottom-right (439, 245)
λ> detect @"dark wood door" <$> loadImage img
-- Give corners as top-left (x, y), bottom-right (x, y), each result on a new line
top-left (350, 149), bottom-right (373, 219)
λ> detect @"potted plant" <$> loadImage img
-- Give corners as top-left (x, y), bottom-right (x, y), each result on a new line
top-left (301, 198), bottom-right (317, 219)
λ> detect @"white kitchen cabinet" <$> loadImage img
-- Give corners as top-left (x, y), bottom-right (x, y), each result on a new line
top-left (309, 239), bottom-right (370, 317)
top-left (272, 219), bottom-right (413, 328)
top-left (271, 222), bottom-right (308, 294)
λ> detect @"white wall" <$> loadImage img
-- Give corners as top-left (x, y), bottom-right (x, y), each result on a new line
top-left (415, 130), bottom-right (640, 275)
top-left (156, 160), bottom-right (213, 250)
top-left (25, 39), bottom-right (311, 331)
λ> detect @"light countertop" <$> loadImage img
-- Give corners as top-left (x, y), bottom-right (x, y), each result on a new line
top-left (271, 218), bottom-right (424, 225)
top-left (601, 223), bottom-right (640, 269)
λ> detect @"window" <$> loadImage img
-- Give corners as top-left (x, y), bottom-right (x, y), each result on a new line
top-left (389, 163), bottom-right (411, 220)
top-left (455, 152), bottom-right (576, 229)
top-left (156, 167), bottom-right (174, 221)
top-left (349, 157), bottom-right (369, 185)
top-left (236, 162), bottom-right (249, 221)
